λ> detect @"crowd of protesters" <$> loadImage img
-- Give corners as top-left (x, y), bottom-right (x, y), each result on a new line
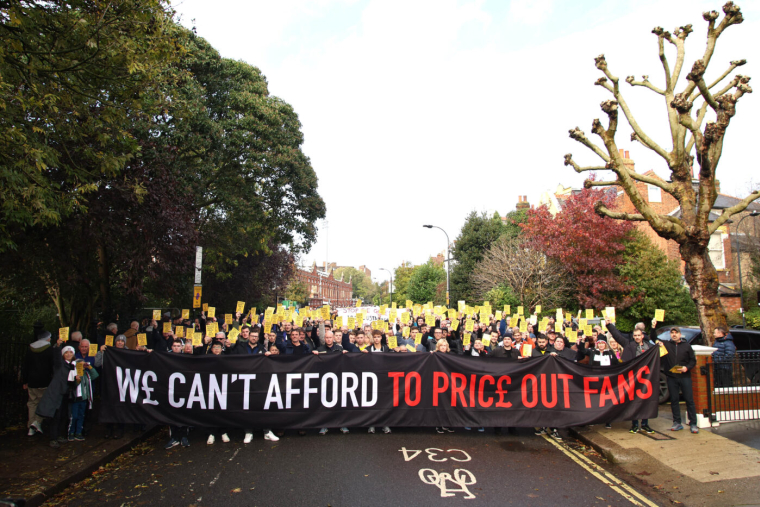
top-left (22, 303), bottom-right (721, 450)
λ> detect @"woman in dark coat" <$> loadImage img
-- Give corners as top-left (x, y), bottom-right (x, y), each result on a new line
top-left (37, 345), bottom-right (77, 448)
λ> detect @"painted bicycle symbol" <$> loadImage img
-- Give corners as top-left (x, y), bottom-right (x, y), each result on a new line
top-left (418, 468), bottom-right (477, 499)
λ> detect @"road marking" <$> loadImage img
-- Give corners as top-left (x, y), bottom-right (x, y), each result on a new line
top-left (541, 435), bottom-right (659, 507)
top-left (419, 468), bottom-right (476, 499)
top-left (229, 448), bottom-right (241, 461)
top-left (209, 472), bottom-right (221, 486)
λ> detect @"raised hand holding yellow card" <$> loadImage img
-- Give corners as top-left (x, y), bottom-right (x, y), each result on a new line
top-left (163, 322), bottom-right (172, 333)
top-left (193, 333), bottom-right (202, 346)
top-left (228, 327), bottom-right (240, 342)
top-left (450, 319), bottom-right (459, 331)
top-left (654, 309), bottom-right (665, 321)
top-left (137, 333), bottom-right (147, 347)
top-left (59, 327), bottom-right (69, 342)
top-left (387, 336), bottom-right (398, 349)
top-left (175, 326), bottom-right (185, 338)
top-left (76, 361), bottom-right (84, 377)
top-left (236, 301), bottom-right (245, 314)
top-left (402, 326), bottom-right (410, 337)
top-left (182, 309), bottom-right (190, 320)
top-left (586, 309), bottom-right (594, 319)
top-left (105, 335), bottom-right (114, 347)
top-left (225, 314), bottom-right (233, 325)
top-left (89, 344), bottom-right (98, 356)
top-left (153, 310), bottom-right (161, 320)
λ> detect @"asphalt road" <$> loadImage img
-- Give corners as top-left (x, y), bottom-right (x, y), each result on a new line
top-left (42, 427), bottom-right (661, 507)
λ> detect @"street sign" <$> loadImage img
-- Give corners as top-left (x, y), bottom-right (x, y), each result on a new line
top-left (193, 286), bottom-right (202, 308)
top-left (194, 246), bottom-right (203, 284)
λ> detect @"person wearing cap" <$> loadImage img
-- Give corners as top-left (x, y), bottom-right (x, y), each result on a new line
top-left (36, 344), bottom-right (77, 448)
top-left (22, 330), bottom-right (55, 436)
top-left (650, 321), bottom-right (697, 433)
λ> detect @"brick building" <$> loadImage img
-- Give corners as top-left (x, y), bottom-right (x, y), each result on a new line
top-left (294, 262), bottom-right (354, 308)
top-left (538, 149), bottom-right (760, 312)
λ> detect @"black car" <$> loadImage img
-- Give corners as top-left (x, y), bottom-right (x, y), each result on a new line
top-left (654, 326), bottom-right (760, 402)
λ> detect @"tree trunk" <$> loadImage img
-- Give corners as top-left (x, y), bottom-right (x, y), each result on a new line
top-left (681, 242), bottom-right (727, 346)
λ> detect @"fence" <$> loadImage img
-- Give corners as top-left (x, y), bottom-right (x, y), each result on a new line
top-left (707, 352), bottom-right (760, 422)
top-left (0, 340), bottom-right (30, 425)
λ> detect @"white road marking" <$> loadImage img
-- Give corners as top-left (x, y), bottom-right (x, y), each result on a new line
top-left (209, 472), bottom-right (221, 486)
top-left (541, 435), bottom-right (659, 507)
top-left (229, 448), bottom-right (241, 461)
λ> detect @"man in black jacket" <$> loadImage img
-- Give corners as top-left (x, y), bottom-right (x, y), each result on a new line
top-left (489, 335), bottom-right (520, 360)
top-left (229, 329), bottom-right (266, 355)
top-left (22, 330), bottom-right (55, 436)
top-left (651, 323), bottom-right (697, 433)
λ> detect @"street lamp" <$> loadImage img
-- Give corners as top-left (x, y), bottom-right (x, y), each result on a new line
top-left (737, 210), bottom-right (760, 327)
top-left (379, 268), bottom-right (393, 306)
top-left (423, 224), bottom-right (450, 307)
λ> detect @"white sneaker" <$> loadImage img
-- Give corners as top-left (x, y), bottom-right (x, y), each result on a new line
top-left (243, 432), bottom-right (253, 444)
top-left (221, 433), bottom-right (230, 443)
top-left (27, 427), bottom-right (36, 436)
top-left (382, 426), bottom-right (391, 434)
top-left (264, 430), bottom-right (279, 441)
top-left (31, 422), bottom-right (43, 434)
top-left (368, 427), bottom-right (375, 433)
top-left (207, 434), bottom-right (215, 445)
top-left (340, 427), bottom-right (349, 434)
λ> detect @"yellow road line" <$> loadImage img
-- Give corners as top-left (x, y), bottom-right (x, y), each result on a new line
top-left (541, 435), bottom-right (660, 507)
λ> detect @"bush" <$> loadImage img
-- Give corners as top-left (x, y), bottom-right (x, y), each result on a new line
top-left (744, 309), bottom-right (760, 330)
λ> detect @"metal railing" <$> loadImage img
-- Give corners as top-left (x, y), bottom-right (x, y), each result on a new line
top-left (709, 352), bottom-right (760, 423)
top-left (0, 340), bottom-right (30, 425)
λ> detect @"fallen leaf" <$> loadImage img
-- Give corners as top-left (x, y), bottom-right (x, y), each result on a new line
top-left (718, 491), bottom-right (724, 494)
top-left (709, 471), bottom-right (719, 475)
top-left (231, 488), bottom-right (241, 493)
top-left (636, 471), bottom-right (651, 476)
top-left (596, 497), bottom-right (605, 501)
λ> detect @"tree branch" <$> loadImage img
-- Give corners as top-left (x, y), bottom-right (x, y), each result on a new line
top-left (709, 190), bottom-right (760, 233)
top-left (652, 27), bottom-right (674, 91)
top-left (626, 75), bottom-right (664, 95)
top-left (595, 202), bottom-right (647, 221)
top-left (568, 127), bottom-right (610, 162)
top-left (583, 179), bottom-right (619, 189)
top-left (670, 25), bottom-right (693, 86)
top-left (563, 154), bottom-right (606, 173)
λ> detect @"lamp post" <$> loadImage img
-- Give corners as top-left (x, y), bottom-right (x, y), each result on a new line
top-left (737, 210), bottom-right (760, 327)
top-left (423, 224), bottom-right (450, 307)
top-left (379, 268), bottom-right (393, 306)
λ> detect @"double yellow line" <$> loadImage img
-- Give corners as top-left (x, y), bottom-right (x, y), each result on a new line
top-left (541, 435), bottom-right (660, 507)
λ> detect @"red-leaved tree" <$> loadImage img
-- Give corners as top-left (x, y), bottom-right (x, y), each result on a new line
top-left (521, 187), bottom-right (636, 310)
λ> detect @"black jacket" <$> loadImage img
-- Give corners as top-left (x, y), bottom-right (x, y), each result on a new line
top-left (316, 343), bottom-right (343, 353)
top-left (650, 328), bottom-right (696, 378)
top-left (22, 339), bottom-right (55, 388)
top-left (489, 347), bottom-right (520, 360)
top-left (608, 323), bottom-right (653, 362)
top-left (532, 345), bottom-right (556, 357)
top-left (577, 341), bottom-right (616, 367)
top-left (228, 341), bottom-right (266, 355)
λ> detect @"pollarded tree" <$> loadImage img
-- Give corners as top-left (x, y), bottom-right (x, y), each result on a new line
top-left (564, 2), bottom-right (756, 345)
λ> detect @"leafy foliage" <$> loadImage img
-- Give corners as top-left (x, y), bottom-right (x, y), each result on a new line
top-left (408, 259), bottom-right (446, 305)
top-left (521, 188), bottom-right (636, 310)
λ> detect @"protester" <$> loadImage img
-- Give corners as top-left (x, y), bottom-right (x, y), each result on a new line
top-left (165, 340), bottom-right (190, 449)
top-left (531, 335), bottom-right (555, 357)
top-left (316, 330), bottom-right (348, 435)
top-left (712, 326), bottom-right (736, 388)
top-left (69, 359), bottom-right (98, 441)
top-left (576, 333), bottom-right (616, 429)
top-left (22, 330), bottom-right (54, 436)
top-left (36, 344), bottom-right (76, 448)
top-left (489, 335), bottom-right (520, 360)
top-left (651, 321), bottom-right (698, 433)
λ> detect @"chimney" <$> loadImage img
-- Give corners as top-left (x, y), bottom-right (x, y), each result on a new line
top-left (619, 148), bottom-right (635, 173)
top-left (619, 148), bottom-right (624, 158)
top-left (516, 195), bottom-right (530, 211)
top-left (625, 150), bottom-right (629, 159)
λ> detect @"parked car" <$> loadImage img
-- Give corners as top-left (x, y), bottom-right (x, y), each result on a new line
top-left (654, 326), bottom-right (760, 402)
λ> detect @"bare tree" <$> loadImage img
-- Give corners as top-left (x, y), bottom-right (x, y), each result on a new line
top-left (470, 237), bottom-right (572, 310)
top-left (565, 2), bottom-right (755, 344)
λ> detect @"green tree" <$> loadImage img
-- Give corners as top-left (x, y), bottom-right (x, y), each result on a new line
top-left (392, 262), bottom-right (416, 305)
top-left (450, 211), bottom-right (507, 302)
top-left (616, 232), bottom-right (698, 331)
top-left (483, 284), bottom-right (521, 310)
top-left (0, 0), bottom-right (179, 251)
top-left (408, 259), bottom-right (446, 305)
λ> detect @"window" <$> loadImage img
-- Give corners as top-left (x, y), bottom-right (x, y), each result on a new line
top-left (708, 231), bottom-right (725, 270)
top-left (647, 184), bottom-right (661, 203)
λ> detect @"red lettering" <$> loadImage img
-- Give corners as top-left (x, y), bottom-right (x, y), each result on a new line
top-left (469, 374), bottom-right (476, 408)
top-left (478, 375), bottom-right (494, 408)
top-left (432, 372), bottom-right (449, 407)
top-left (636, 365), bottom-right (653, 399)
top-left (558, 374), bottom-right (573, 408)
top-left (405, 372), bottom-right (421, 406)
top-left (522, 374), bottom-right (538, 408)
top-left (599, 376), bottom-right (619, 407)
top-left (617, 371), bottom-right (635, 402)
top-left (451, 373), bottom-right (467, 407)
top-left (540, 373), bottom-right (558, 408)
top-left (496, 375), bottom-right (511, 408)
top-left (388, 372), bottom-right (404, 407)
top-left (584, 377), bottom-right (599, 408)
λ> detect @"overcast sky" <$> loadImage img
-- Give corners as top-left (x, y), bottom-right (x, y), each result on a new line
top-left (176, 0), bottom-right (759, 285)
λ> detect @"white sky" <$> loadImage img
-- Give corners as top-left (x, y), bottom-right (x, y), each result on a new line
top-left (176, 0), bottom-right (760, 284)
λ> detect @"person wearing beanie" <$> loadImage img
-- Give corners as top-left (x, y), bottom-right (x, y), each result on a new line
top-left (36, 344), bottom-right (77, 448)
top-left (22, 330), bottom-right (55, 436)
top-left (575, 333), bottom-right (616, 429)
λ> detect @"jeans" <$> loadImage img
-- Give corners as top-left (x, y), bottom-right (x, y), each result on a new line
top-left (666, 375), bottom-right (696, 425)
top-left (69, 401), bottom-right (86, 435)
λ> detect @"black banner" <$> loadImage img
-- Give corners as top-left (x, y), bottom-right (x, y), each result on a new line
top-left (100, 348), bottom-right (660, 429)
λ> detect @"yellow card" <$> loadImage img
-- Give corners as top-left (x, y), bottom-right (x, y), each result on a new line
top-left (504, 305), bottom-right (510, 315)
top-left (89, 344), bottom-right (98, 356)
top-left (356, 313), bottom-right (364, 324)
top-left (586, 309), bottom-right (594, 320)
top-left (425, 315), bottom-right (435, 327)
top-left (567, 329), bottom-right (577, 341)
top-left (321, 306), bottom-right (330, 319)
top-left (392, 302), bottom-right (397, 309)
top-left (380, 304), bottom-right (388, 315)
top-left (517, 306), bottom-right (524, 315)
top-left (207, 307), bottom-right (216, 318)
top-left (228, 327), bottom-right (240, 342)
top-left (175, 326), bottom-right (185, 338)
top-left (264, 323), bottom-right (272, 334)
top-left (463, 335), bottom-right (471, 347)
top-left (192, 332), bottom-right (202, 346)
top-left (203, 303), bottom-right (209, 312)
top-left (193, 286), bottom-right (202, 308)
top-left (495, 311), bottom-right (502, 321)
top-left (606, 307), bottom-right (616, 320)
top-left (206, 324), bottom-right (214, 337)
top-left (182, 309), bottom-right (190, 320)
top-left (555, 322), bottom-right (563, 333)
top-left (153, 310), bottom-right (161, 320)
top-left (236, 301), bottom-right (245, 314)
top-left (389, 309), bottom-right (397, 321)
top-left (654, 309), bottom-right (665, 321)
top-left (348, 317), bottom-right (356, 329)
top-left (509, 317), bottom-right (518, 328)
top-left (387, 336), bottom-right (398, 349)
top-left (521, 343), bottom-right (533, 358)
top-left (538, 321), bottom-right (547, 333)
top-left (414, 332), bottom-right (422, 345)
top-left (407, 300), bottom-right (414, 309)
top-left (105, 335), bottom-right (114, 347)
top-left (137, 333), bottom-right (147, 347)
top-left (359, 344), bottom-right (369, 351)
top-left (406, 344), bottom-right (416, 353)
top-left (584, 325), bottom-right (593, 336)
top-left (565, 313), bottom-right (573, 323)
top-left (579, 318), bottom-right (587, 328)
top-left (451, 319), bottom-right (459, 331)
top-left (356, 299), bottom-right (362, 308)
top-left (225, 314), bottom-right (233, 325)
top-left (535, 305), bottom-right (542, 314)
top-left (212, 322), bottom-right (219, 335)
top-left (76, 361), bottom-right (84, 377)
top-left (163, 322), bottom-right (172, 333)
top-left (265, 307), bottom-right (274, 316)
top-left (465, 320), bottom-right (474, 332)
top-left (402, 326), bottom-right (410, 337)
top-left (59, 327), bottom-right (69, 342)
top-left (520, 320), bottom-right (528, 333)
top-left (659, 344), bottom-right (668, 356)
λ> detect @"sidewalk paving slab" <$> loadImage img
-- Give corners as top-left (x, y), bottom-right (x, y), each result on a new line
top-left (570, 406), bottom-right (760, 507)
top-left (0, 424), bottom-right (155, 507)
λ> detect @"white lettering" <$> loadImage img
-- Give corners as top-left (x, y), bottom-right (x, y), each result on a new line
top-left (239, 374), bottom-right (256, 410)
top-left (303, 373), bottom-right (319, 409)
top-left (116, 367), bottom-right (142, 403)
top-left (208, 374), bottom-right (227, 410)
top-left (342, 372), bottom-right (359, 407)
top-left (141, 370), bottom-right (158, 406)
top-left (187, 374), bottom-right (207, 409)
top-left (168, 372), bottom-right (186, 408)
top-left (264, 374), bottom-right (283, 410)
top-left (321, 373), bottom-right (338, 408)
top-left (361, 372), bottom-right (378, 407)
top-left (286, 373), bottom-right (301, 409)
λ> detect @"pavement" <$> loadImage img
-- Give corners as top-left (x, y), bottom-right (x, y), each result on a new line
top-left (0, 423), bottom-right (155, 507)
top-left (570, 405), bottom-right (760, 507)
top-left (30, 427), bottom-right (664, 507)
